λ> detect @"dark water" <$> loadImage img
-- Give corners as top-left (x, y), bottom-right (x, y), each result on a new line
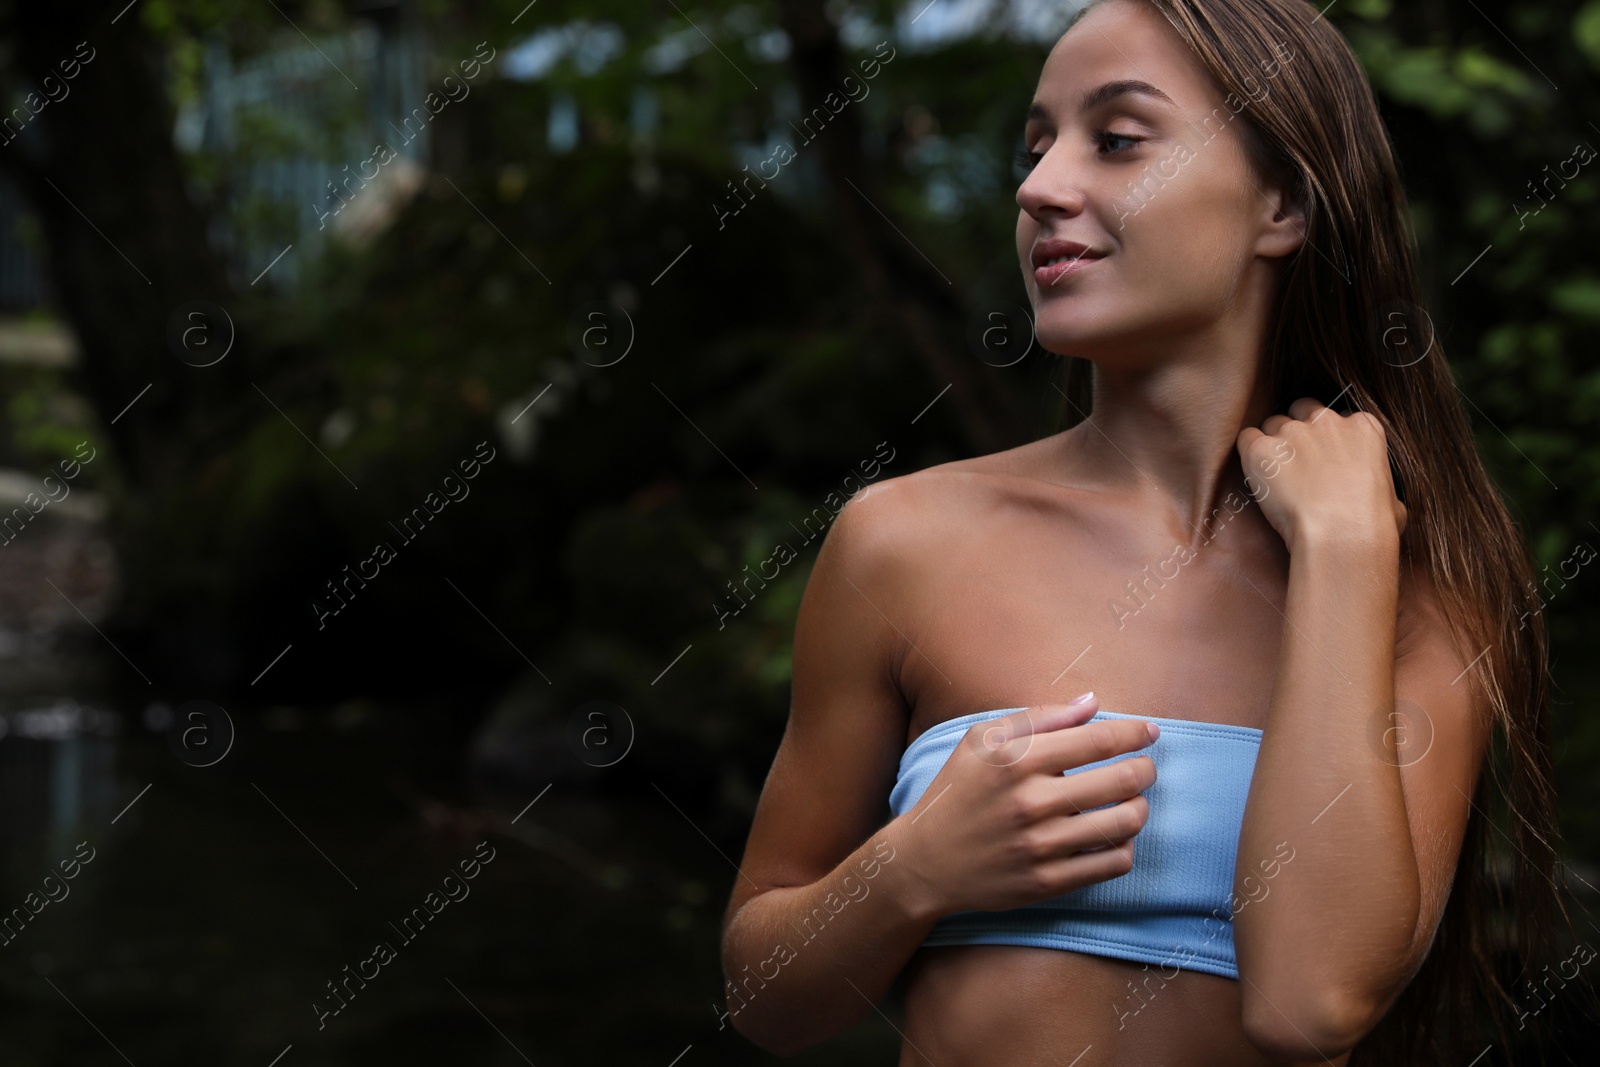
top-left (0, 696), bottom-right (898, 1065)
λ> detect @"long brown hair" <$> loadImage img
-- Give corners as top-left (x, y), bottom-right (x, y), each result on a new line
top-left (1053, 0), bottom-right (1585, 1061)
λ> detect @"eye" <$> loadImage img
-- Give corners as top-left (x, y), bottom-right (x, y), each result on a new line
top-left (1013, 145), bottom-right (1043, 176)
top-left (1094, 129), bottom-right (1143, 155)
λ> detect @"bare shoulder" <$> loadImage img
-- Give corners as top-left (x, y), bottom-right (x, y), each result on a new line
top-left (1395, 552), bottom-right (1458, 658)
top-left (832, 437), bottom-right (1061, 544)
top-left (814, 434), bottom-right (1081, 617)
top-left (1394, 551), bottom-right (1496, 739)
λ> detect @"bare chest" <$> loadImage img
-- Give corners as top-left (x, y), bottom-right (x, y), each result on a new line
top-left (895, 510), bottom-right (1290, 747)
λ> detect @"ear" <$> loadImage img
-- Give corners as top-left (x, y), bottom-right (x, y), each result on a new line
top-left (1256, 171), bottom-right (1307, 259)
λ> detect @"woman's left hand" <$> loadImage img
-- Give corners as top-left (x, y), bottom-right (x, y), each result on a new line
top-left (1235, 397), bottom-right (1407, 555)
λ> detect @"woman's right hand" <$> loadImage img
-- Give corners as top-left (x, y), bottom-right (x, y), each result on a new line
top-left (890, 693), bottom-right (1158, 918)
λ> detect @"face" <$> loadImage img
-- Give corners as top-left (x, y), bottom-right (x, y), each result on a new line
top-left (1016, 0), bottom-right (1302, 360)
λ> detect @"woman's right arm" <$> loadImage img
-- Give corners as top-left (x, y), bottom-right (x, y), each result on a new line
top-left (717, 480), bottom-right (941, 1056)
top-left (718, 476), bottom-right (1159, 1056)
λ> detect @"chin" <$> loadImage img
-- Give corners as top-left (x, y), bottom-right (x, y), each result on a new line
top-left (1030, 301), bottom-right (1181, 363)
top-left (1029, 310), bottom-right (1113, 359)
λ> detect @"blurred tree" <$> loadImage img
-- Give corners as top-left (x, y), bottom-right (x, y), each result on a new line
top-left (0, 0), bottom-right (1595, 769)
top-left (0, 0), bottom-right (246, 485)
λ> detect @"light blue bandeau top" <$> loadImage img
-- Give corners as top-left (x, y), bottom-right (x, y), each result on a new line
top-left (887, 707), bottom-right (1263, 980)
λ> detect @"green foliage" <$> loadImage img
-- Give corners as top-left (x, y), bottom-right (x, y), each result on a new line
top-left (1575, 1), bottom-right (1600, 66)
top-left (0, 366), bottom-right (99, 466)
top-left (1551, 275), bottom-right (1600, 321)
top-left (100, 0), bottom-right (1599, 777)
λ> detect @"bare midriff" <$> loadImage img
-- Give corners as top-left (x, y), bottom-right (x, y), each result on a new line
top-left (898, 944), bottom-right (1350, 1066)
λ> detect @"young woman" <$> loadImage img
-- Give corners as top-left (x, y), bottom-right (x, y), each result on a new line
top-left (719, 1), bottom-right (1578, 1063)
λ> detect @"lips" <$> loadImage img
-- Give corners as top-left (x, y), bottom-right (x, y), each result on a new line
top-left (1030, 239), bottom-right (1106, 270)
top-left (1031, 238), bottom-right (1107, 287)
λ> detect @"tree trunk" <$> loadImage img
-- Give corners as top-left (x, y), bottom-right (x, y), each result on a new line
top-left (777, 0), bottom-right (1033, 454)
top-left (0, 0), bottom-right (254, 491)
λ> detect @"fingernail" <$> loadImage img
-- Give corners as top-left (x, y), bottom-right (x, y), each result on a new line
top-left (1068, 691), bottom-right (1095, 706)
top-left (1146, 722), bottom-right (1160, 741)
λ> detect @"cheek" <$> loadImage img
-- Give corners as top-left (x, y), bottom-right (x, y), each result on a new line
top-left (1121, 167), bottom-right (1252, 288)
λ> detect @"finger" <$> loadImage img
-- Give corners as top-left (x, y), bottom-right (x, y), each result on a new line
top-left (1033, 838), bottom-right (1137, 894)
top-left (1005, 697), bottom-right (1103, 737)
top-left (1260, 414), bottom-right (1293, 436)
top-left (1035, 795), bottom-right (1150, 858)
top-left (1023, 717), bottom-right (1156, 777)
top-left (1024, 753), bottom-right (1156, 815)
top-left (965, 698), bottom-right (1100, 766)
top-left (1236, 425), bottom-right (1267, 453)
top-left (1286, 396), bottom-right (1328, 421)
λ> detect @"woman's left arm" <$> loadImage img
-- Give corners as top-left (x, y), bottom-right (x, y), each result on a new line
top-left (1229, 397), bottom-right (1495, 1062)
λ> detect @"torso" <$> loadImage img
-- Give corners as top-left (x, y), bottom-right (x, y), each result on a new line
top-left (883, 434), bottom-right (1356, 1067)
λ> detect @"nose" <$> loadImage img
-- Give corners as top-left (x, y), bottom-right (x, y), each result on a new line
top-left (1016, 148), bottom-right (1087, 222)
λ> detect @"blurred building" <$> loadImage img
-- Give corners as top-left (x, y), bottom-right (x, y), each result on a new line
top-left (0, 0), bottom-right (430, 304)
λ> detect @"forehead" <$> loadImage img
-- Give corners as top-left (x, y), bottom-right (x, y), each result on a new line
top-left (1033, 0), bottom-right (1219, 117)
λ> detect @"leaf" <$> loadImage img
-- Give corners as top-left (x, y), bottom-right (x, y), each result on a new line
top-left (1454, 48), bottom-right (1534, 98)
top-left (1550, 276), bottom-right (1600, 320)
top-left (1576, 1), bottom-right (1600, 67)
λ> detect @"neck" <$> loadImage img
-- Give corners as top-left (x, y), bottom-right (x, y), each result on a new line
top-left (1050, 316), bottom-right (1280, 552)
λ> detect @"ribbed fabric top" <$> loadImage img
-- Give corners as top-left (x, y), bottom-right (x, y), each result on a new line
top-left (888, 707), bottom-right (1263, 980)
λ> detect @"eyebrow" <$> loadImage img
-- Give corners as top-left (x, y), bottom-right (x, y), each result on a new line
top-left (1025, 79), bottom-right (1177, 123)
